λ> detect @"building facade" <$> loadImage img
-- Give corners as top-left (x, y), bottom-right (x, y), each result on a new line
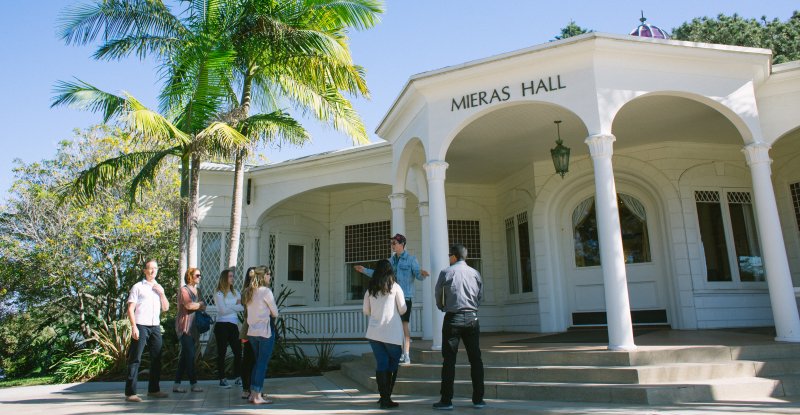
top-left (197, 33), bottom-right (800, 350)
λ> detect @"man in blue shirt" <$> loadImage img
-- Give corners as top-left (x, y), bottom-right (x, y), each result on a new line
top-left (355, 233), bottom-right (429, 364)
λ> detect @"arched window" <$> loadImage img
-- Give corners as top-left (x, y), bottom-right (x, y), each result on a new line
top-left (573, 193), bottom-right (651, 267)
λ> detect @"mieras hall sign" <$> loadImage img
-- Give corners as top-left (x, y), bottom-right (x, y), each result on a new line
top-left (450, 75), bottom-right (566, 112)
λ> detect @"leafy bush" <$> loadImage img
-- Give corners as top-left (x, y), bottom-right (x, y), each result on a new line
top-left (53, 347), bottom-right (112, 383)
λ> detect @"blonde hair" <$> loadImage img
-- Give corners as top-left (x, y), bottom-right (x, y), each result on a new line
top-left (184, 267), bottom-right (200, 285)
top-left (242, 266), bottom-right (270, 306)
top-left (217, 269), bottom-right (233, 295)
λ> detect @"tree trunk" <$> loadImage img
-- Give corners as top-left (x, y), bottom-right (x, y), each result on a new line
top-left (188, 152), bottom-right (201, 270)
top-left (178, 153), bottom-right (190, 289)
top-left (225, 70), bottom-right (254, 274)
top-left (226, 149), bottom-right (245, 271)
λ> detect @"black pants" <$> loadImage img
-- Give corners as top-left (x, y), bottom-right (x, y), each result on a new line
top-left (125, 324), bottom-right (163, 396)
top-left (214, 322), bottom-right (242, 380)
top-left (440, 311), bottom-right (484, 404)
top-left (241, 339), bottom-right (254, 391)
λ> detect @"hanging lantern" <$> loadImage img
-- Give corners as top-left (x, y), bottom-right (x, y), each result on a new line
top-left (550, 120), bottom-right (570, 178)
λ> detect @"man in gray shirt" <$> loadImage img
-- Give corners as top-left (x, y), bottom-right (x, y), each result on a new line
top-left (433, 244), bottom-right (485, 410)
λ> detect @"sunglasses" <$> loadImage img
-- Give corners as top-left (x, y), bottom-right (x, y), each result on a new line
top-left (194, 274), bottom-right (201, 277)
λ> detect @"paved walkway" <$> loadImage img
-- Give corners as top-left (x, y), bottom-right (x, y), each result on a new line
top-left (3, 370), bottom-right (800, 415)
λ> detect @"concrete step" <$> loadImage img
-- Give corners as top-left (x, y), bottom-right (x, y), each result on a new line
top-left (732, 344), bottom-right (800, 360)
top-left (754, 359), bottom-right (800, 376)
top-left (390, 376), bottom-right (783, 405)
top-left (391, 361), bottom-right (756, 384)
top-left (412, 345), bottom-right (736, 367)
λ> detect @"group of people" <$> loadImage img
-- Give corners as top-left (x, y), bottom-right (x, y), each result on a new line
top-left (123, 232), bottom-right (486, 410)
top-left (360, 234), bottom-right (486, 410)
top-left (123, 260), bottom-right (278, 405)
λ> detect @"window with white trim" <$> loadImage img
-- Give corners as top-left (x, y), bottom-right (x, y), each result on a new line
top-left (573, 194), bottom-right (651, 267)
top-left (695, 189), bottom-right (764, 283)
top-left (505, 212), bottom-right (533, 294)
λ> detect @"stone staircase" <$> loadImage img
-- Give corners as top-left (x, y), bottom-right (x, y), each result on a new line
top-left (340, 342), bottom-right (800, 404)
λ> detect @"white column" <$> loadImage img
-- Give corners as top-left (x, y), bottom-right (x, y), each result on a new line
top-left (585, 134), bottom-right (636, 351)
top-left (424, 161), bottom-right (449, 350)
top-left (389, 193), bottom-right (407, 235)
top-left (246, 226), bottom-right (261, 269)
top-left (742, 143), bottom-right (800, 342)
top-left (419, 202), bottom-right (433, 340)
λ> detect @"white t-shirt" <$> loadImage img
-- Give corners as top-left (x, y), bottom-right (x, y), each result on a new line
top-left (215, 290), bottom-right (244, 324)
top-left (246, 287), bottom-right (278, 338)
top-left (363, 283), bottom-right (406, 346)
top-left (128, 279), bottom-right (163, 326)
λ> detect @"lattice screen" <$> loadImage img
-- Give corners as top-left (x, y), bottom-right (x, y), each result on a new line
top-left (792, 182), bottom-right (800, 233)
top-left (344, 220), bottom-right (391, 262)
top-left (448, 219), bottom-right (481, 259)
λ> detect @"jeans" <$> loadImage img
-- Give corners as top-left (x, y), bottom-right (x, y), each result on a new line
top-left (175, 333), bottom-right (197, 385)
top-left (248, 335), bottom-right (275, 393)
top-left (369, 340), bottom-right (402, 372)
top-left (440, 311), bottom-right (484, 404)
top-left (125, 324), bottom-right (163, 396)
top-left (214, 322), bottom-right (242, 380)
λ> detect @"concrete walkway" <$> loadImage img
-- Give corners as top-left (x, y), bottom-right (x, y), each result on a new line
top-left (3, 370), bottom-right (800, 415)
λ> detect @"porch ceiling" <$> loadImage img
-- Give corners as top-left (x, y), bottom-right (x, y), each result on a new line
top-left (445, 96), bottom-right (742, 184)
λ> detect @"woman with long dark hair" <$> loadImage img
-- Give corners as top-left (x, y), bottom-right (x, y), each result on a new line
top-left (363, 259), bottom-right (406, 408)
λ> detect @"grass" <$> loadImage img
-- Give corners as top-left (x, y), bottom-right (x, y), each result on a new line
top-left (0, 375), bottom-right (57, 388)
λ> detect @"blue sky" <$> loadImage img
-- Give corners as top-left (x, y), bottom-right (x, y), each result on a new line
top-left (1, 1), bottom-right (798, 201)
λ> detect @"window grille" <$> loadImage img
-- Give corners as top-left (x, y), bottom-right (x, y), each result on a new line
top-left (314, 238), bottom-right (321, 302)
top-left (695, 190), bottom-right (720, 203)
top-left (792, 182), bottom-right (800, 233)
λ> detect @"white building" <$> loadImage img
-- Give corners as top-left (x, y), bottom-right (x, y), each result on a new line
top-left (197, 30), bottom-right (800, 351)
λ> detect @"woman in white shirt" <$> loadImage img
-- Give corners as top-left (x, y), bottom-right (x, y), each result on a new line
top-left (363, 259), bottom-right (407, 409)
top-left (214, 269), bottom-right (244, 388)
top-left (243, 266), bottom-right (279, 404)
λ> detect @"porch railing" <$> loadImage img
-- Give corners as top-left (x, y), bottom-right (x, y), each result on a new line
top-left (204, 304), bottom-right (423, 341)
top-left (281, 304), bottom-right (423, 340)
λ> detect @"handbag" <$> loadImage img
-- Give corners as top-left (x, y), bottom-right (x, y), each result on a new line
top-left (195, 310), bottom-right (213, 334)
top-left (184, 286), bottom-right (213, 334)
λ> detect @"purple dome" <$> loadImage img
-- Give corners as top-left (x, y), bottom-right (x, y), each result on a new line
top-left (630, 12), bottom-right (670, 39)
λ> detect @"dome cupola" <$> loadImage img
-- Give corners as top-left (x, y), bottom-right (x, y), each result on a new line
top-left (630, 12), bottom-right (670, 39)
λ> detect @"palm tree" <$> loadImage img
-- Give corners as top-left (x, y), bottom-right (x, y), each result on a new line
top-left (57, 0), bottom-right (383, 279)
top-left (51, 80), bottom-right (250, 287)
top-left (221, 0), bottom-right (383, 272)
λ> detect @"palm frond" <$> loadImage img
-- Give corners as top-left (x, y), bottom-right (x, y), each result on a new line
top-left (58, 0), bottom-right (188, 59)
top-left (307, 0), bottom-right (384, 31)
top-left (60, 149), bottom-right (177, 205)
top-left (196, 122), bottom-right (249, 151)
top-left (93, 35), bottom-right (182, 60)
top-left (122, 94), bottom-right (191, 147)
top-left (241, 111), bottom-right (310, 147)
top-left (51, 79), bottom-right (127, 123)
top-left (272, 76), bottom-right (368, 144)
top-left (128, 146), bottom-right (183, 202)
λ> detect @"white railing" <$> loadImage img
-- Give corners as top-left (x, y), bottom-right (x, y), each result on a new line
top-left (281, 304), bottom-right (423, 340)
top-left (204, 304), bottom-right (422, 340)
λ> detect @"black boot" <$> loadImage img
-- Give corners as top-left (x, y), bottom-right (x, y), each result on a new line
top-left (375, 371), bottom-right (387, 407)
top-left (384, 370), bottom-right (399, 407)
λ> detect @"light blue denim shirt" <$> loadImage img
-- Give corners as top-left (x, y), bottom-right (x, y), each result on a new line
top-left (363, 250), bottom-right (423, 300)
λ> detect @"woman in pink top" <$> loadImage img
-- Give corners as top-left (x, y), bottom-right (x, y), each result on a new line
top-left (173, 267), bottom-right (206, 393)
top-left (363, 259), bottom-right (407, 409)
top-left (242, 266), bottom-right (278, 404)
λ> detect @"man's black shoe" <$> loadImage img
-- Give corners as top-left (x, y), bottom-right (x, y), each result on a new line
top-left (433, 401), bottom-right (454, 410)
